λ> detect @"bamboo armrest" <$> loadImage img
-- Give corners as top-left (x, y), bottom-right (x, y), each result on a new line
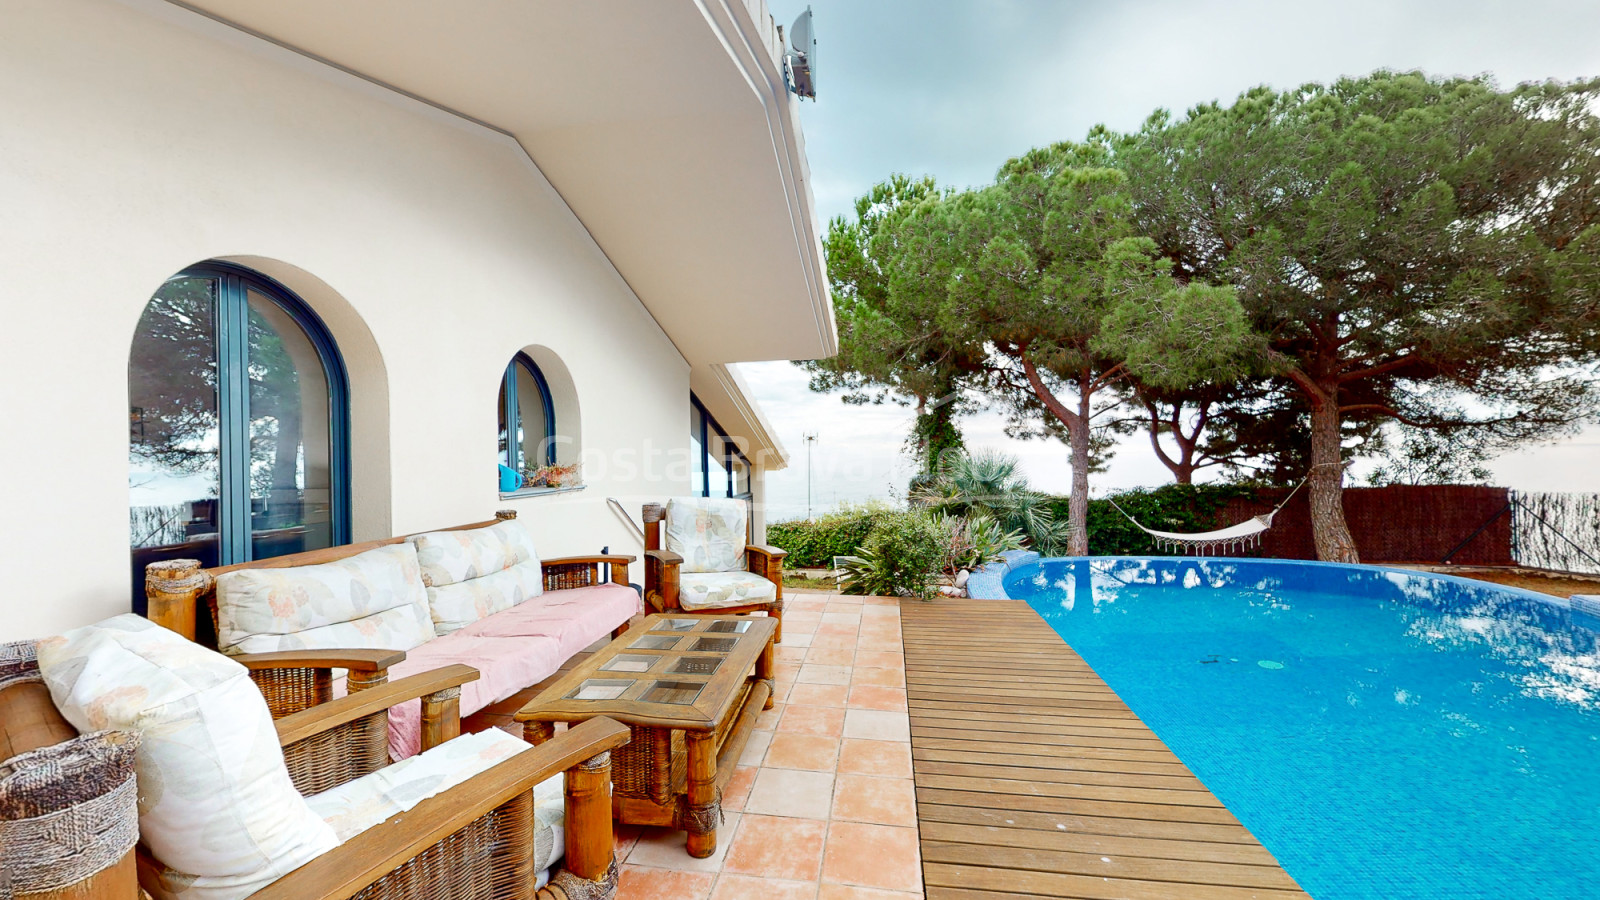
top-left (545, 554), bottom-right (637, 566)
top-left (237, 649), bottom-right (407, 674)
top-left (746, 544), bottom-right (787, 559)
top-left (645, 549), bottom-right (683, 566)
top-left (276, 665), bottom-right (479, 747)
top-left (250, 717), bottom-right (632, 900)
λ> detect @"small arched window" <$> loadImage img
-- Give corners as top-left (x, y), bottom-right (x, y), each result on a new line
top-left (499, 352), bottom-right (556, 476)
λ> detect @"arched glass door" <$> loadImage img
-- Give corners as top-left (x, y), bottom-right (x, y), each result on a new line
top-left (128, 263), bottom-right (349, 609)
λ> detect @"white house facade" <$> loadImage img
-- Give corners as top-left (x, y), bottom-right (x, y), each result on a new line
top-left (0, 0), bottom-right (833, 640)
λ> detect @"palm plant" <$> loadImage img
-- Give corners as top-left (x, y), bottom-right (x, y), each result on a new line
top-left (911, 450), bottom-right (1073, 554)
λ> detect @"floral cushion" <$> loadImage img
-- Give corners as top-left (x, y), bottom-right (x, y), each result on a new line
top-left (678, 571), bottom-right (776, 611)
top-left (304, 727), bottom-right (564, 874)
top-left (426, 559), bottom-right (545, 635)
top-left (411, 521), bottom-right (540, 588)
top-left (664, 497), bottom-right (748, 573)
top-left (36, 615), bottom-right (338, 900)
top-left (214, 543), bottom-right (434, 656)
top-left (411, 522), bottom-right (543, 634)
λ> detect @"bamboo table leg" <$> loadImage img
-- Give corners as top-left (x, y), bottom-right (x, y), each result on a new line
top-left (756, 631), bottom-right (777, 710)
top-left (683, 730), bottom-right (718, 858)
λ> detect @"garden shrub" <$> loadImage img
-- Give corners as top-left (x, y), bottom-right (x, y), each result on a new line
top-left (839, 511), bottom-right (945, 600)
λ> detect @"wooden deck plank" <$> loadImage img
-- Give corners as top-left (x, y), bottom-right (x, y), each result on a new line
top-left (904, 599), bottom-right (1309, 899)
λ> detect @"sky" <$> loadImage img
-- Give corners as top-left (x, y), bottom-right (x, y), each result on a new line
top-left (745, 0), bottom-right (1600, 523)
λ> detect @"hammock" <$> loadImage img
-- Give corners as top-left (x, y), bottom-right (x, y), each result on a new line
top-left (1106, 476), bottom-right (1310, 555)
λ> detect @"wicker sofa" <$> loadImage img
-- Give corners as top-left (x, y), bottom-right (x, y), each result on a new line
top-left (0, 633), bottom-right (629, 900)
top-left (144, 510), bottom-right (641, 758)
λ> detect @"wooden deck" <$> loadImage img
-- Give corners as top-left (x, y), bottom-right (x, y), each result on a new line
top-left (902, 599), bottom-right (1311, 899)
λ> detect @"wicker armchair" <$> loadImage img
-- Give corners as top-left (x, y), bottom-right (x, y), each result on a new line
top-left (0, 642), bottom-right (631, 900)
top-left (641, 499), bottom-right (785, 642)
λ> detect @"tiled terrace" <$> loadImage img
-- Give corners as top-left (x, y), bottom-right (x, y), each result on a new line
top-left (612, 590), bottom-right (922, 900)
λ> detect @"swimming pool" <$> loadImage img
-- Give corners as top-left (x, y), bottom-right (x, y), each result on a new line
top-left (1001, 557), bottom-right (1600, 900)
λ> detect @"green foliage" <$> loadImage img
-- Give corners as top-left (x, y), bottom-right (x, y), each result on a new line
top-left (839, 512), bottom-right (946, 600)
top-left (932, 512), bottom-right (1025, 578)
top-left (911, 450), bottom-right (1073, 553)
top-left (1071, 484), bottom-right (1263, 556)
top-left (766, 502), bottom-right (894, 568)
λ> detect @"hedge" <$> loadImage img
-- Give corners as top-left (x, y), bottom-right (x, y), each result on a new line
top-left (772, 484), bottom-right (1265, 564)
top-left (767, 506), bottom-right (891, 568)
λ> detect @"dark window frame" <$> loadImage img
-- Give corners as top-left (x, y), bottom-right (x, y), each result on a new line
top-left (133, 261), bottom-right (352, 570)
top-left (690, 393), bottom-right (752, 500)
top-left (501, 352), bottom-right (557, 472)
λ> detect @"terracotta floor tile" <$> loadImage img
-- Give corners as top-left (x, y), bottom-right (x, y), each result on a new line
top-left (776, 705), bottom-right (846, 737)
top-left (859, 596), bottom-right (899, 606)
top-left (786, 683), bottom-right (849, 708)
top-left (763, 733), bottom-right (840, 771)
top-left (778, 646), bottom-right (809, 664)
top-left (782, 631), bottom-right (815, 648)
top-left (842, 709), bottom-right (910, 742)
top-left (796, 664), bottom-right (852, 686)
top-left (837, 739), bottom-right (913, 778)
top-left (821, 822), bottom-right (921, 892)
top-left (787, 599), bottom-right (828, 612)
top-left (860, 604), bottom-right (900, 616)
top-left (816, 622), bottom-right (858, 637)
top-left (825, 595), bottom-right (865, 605)
top-left (626, 812), bottom-right (741, 871)
top-left (808, 633), bottom-right (858, 651)
top-left (742, 769), bottom-right (836, 819)
top-left (846, 685), bottom-right (908, 712)
top-left (722, 765), bottom-right (758, 811)
top-left (817, 884), bottom-right (922, 900)
top-left (804, 646), bottom-right (856, 667)
top-left (849, 667), bottom-right (905, 688)
top-left (710, 874), bottom-right (820, 900)
top-left (851, 651), bottom-right (903, 670)
top-left (616, 865), bottom-right (716, 900)
top-left (723, 814), bottom-right (829, 880)
top-left (857, 627), bottom-right (901, 642)
top-left (821, 611), bottom-right (862, 625)
top-left (854, 636), bottom-right (902, 652)
top-left (741, 728), bottom-right (774, 766)
top-left (831, 775), bottom-right (916, 826)
top-left (615, 823), bottom-right (644, 860)
top-left (755, 702), bottom-right (785, 730)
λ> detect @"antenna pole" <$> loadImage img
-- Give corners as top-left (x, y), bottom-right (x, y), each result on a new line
top-left (803, 432), bottom-right (818, 520)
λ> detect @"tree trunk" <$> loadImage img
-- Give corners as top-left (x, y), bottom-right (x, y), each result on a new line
top-left (1307, 392), bottom-right (1359, 563)
top-left (1067, 402), bottom-right (1091, 556)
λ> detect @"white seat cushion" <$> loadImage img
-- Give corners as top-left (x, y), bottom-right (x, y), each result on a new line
top-left (36, 615), bottom-right (338, 900)
top-left (678, 571), bottom-right (777, 610)
top-left (305, 728), bottom-right (566, 876)
top-left (411, 521), bottom-right (544, 635)
top-left (214, 543), bottom-right (434, 656)
top-left (664, 497), bottom-right (748, 573)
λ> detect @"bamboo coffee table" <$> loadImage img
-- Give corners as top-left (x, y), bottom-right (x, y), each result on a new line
top-left (516, 613), bottom-right (777, 857)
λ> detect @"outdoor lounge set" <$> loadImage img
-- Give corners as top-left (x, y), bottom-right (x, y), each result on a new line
top-left (0, 498), bottom-right (785, 900)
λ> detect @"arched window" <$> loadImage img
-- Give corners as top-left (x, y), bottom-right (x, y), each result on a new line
top-left (499, 352), bottom-right (556, 476)
top-left (129, 263), bottom-right (350, 606)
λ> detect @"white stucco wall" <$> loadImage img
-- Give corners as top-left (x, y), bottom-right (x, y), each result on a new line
top-left (0, 0), bottom-right (700, 639)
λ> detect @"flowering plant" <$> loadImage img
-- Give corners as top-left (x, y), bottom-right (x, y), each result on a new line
top-left (523, 462), bottom-right (582, 489)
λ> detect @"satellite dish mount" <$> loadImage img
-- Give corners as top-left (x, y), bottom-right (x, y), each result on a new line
top-left (785, 6), bottom-right (817, 99)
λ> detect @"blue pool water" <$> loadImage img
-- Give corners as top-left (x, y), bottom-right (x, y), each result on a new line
top-left (1004, 558), bottom-right (1600, 900)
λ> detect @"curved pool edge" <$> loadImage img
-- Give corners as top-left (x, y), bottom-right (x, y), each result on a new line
top-left (972, 553), bottom-right (1600, 623)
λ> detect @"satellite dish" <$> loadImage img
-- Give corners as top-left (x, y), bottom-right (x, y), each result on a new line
top-left (787, 6), bottom-right (816, 99)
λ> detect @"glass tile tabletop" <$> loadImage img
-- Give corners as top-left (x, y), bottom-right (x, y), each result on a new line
top-left (629, 634), bottom-right (681, 651)
top-left (642, 681), bottom-right (704, 705)
top-left (600, 654), bottom-right (658, 673)
top-left (668, 656), bottom-right (724, 675)
top-left (707, 619), bottom-right (754, 633)
top-left (654, 618), bottom-right (700, 631)
top-left (567, 678), bottom-right (631, 701)
top-left (690, 636), bottom-right (738, 653)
